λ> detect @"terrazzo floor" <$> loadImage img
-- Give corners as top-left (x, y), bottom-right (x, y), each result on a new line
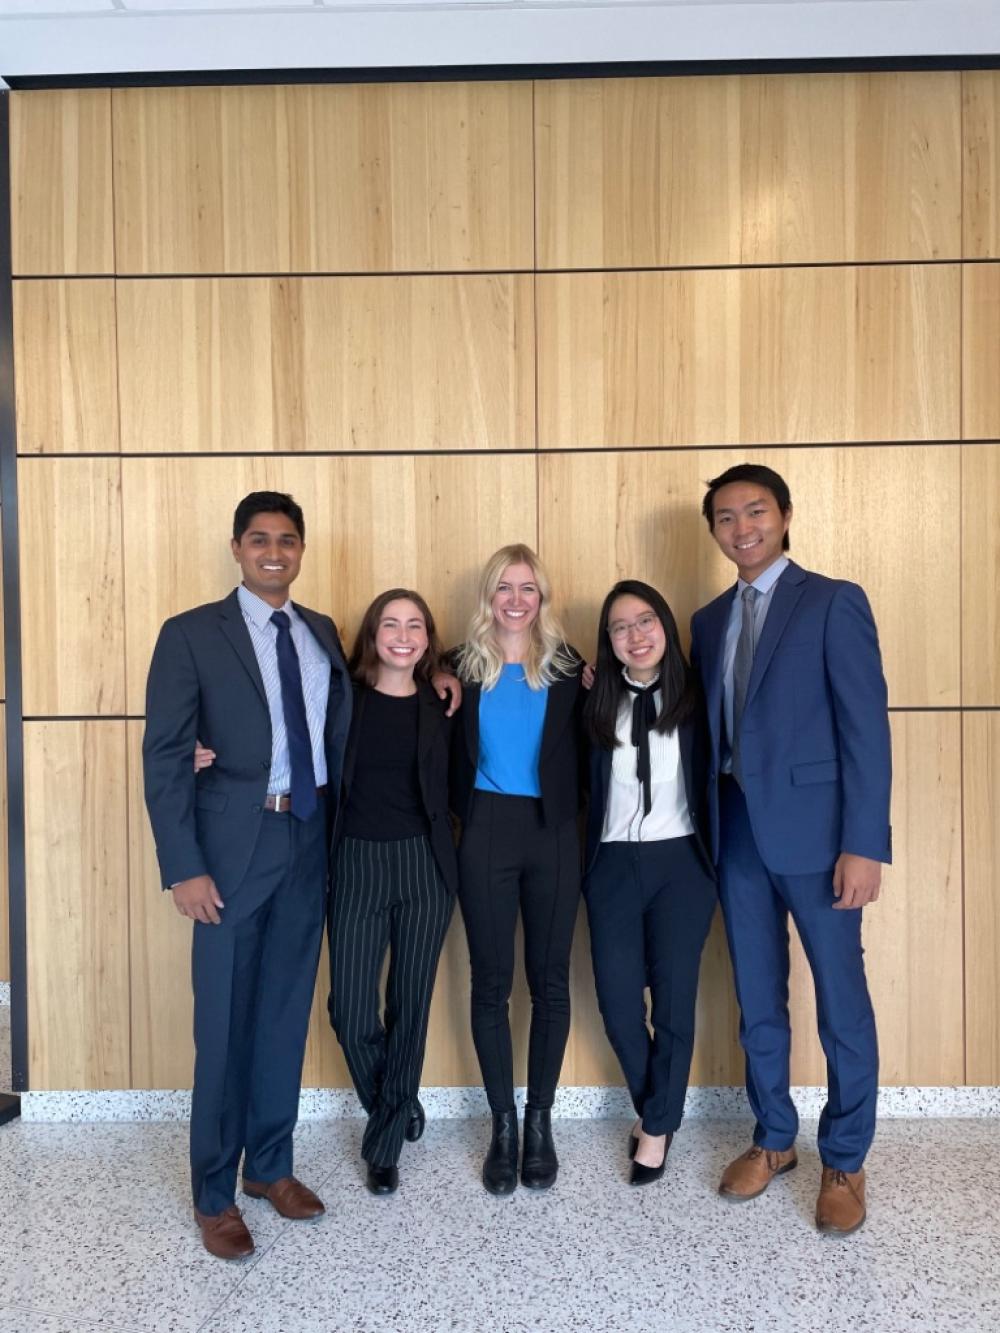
top-left (0, 1105), bottom-right (996, 1333)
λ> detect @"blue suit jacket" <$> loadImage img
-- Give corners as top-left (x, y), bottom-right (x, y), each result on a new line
top-left (689, 561), bottom-right (892, 876)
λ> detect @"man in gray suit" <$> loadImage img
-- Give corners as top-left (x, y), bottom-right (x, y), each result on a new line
top-left (143, 491), bottom-right (351, 1259)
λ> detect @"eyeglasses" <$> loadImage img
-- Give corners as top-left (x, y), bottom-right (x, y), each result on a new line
top-left (608, 613), bottom-right (659, 642)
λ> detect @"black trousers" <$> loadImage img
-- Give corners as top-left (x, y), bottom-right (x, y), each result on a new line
top-left (584, 837), bottom-right (717, 1135)
top-left (457, 792), bottom-right (581, 1113)
top-left (190, 805), bottom-right (327, 1216)
top-left (328, 835), bottom-right (454, 1168)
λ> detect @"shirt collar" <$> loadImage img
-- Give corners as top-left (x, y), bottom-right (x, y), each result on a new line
top-left (737, 555), bottom-right (789, 597)
top-left (237, 583), bottom-right (293, 630)
top-left (621, 666), bottom-right (660, 690)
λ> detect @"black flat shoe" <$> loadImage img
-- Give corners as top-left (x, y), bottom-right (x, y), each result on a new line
top-left (629, 1132), bottom-right (673, 1187)
top-left (482, 1111), bottom-right (519, 1195)
top-left (628, 1131), bottom-right (639, 1160)
top-left (405, 1098), bottom-right (426, 1143)
top-left (366, 1164), bottom-right (399, 1195)
top-left (521, 1107), bottom-right (558, 1191)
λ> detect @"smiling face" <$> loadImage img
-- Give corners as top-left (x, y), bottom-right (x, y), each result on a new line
top-left (709, 481), bottom-right (791, 582)
top-left (231, 511), bottom-right (304, 606)
top-left (490, 562), bottom-right (542, 637)
top-left (606, 594), bottom-right (667, 683)
top-left (373, 598), bottom-right (429, 677)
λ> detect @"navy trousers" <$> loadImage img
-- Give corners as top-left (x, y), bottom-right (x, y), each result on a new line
top-left (584, 838), bottom-right (717, 1135)
top-left (718, 777), bottom-right (879, 1171)
top-left (327, 835), bottom-right (454, 1169)
top-left (189, 806), bottom-right (327, 1216)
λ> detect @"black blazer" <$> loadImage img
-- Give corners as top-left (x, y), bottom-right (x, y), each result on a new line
top-left (334, 680), bottom-right (459, 894)
top-left (583, 703), bottom-right (715, 877)
top-left (143, 588), bottom-right (352, 894)
top-left (449, 650), bottom-right (584, 831)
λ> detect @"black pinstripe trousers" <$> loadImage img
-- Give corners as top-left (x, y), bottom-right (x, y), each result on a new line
top-left (328, 834), bottom-right (454, 1168)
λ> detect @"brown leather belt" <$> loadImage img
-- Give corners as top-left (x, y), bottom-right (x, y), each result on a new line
top-left (263, 786), bottom-right (326, 813)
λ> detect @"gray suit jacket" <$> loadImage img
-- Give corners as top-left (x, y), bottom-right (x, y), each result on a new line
top-left (142, 588), bottom-right (352, 893)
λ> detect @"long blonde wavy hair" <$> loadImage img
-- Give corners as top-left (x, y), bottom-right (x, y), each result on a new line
top-left (455, 544), bottom-right (578, 690)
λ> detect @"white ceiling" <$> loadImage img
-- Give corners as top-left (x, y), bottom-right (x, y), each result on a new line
top-left (0, 1), bottom-right (997, 80)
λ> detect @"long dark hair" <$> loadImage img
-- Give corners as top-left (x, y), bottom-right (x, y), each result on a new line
top-left (583, 580), bottom-right (698, 751)
top-left (348, 588), bottom-right (442, 688)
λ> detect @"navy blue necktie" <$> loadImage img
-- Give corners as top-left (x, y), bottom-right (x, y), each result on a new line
top-left (270, 610), bottom-right (317, 821)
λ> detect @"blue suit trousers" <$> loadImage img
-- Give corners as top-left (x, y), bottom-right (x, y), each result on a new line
top-left (718, 778), bottom-right (878, 1171)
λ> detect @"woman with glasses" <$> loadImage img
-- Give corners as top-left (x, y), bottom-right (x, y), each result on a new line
top-left (582, 580), bottom-right (717, 1185)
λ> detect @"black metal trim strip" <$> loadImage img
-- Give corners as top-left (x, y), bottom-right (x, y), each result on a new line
top-left (21, 706), bottom-right (1000, 722)
top-left (0, 90), bottom-right (26, 1106)
top-left (4, 54), bottom-right (1000, 92)
top-left (11, 257), bottom-right (1000, 281)
top-left (15, 439), bottom-right (998, 461)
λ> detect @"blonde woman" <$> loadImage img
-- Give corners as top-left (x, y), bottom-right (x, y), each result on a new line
top-left (450, 545), bottom-right (583, 1195)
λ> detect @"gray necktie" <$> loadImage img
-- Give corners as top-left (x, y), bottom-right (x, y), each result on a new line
top-left (731, 586), bottom-right (759, 787)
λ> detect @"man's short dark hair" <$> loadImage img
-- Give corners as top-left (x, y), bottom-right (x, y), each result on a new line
top-left (702, 464), bottom-right (792, 552)
top-left (232, 492), bottom-right (305, 543)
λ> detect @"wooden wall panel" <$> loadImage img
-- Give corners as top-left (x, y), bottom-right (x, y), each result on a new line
top-left (540, 446), bottom-right (959, 709)
top-left (0, 710), bottom-right (7, 984)
top-left (962, 445), bottom-right (1000, 706)
top-left (963, 263), bottom-right (1000, 439)
top-left (536, 73), bottom-right (960, 270)
top-left (963, 71), bottom-right (1000, 258)
top-left (789, 713), bottom-right (963, 1085)
top-left (10, 90), bottom-right (114, 276)
top-left (117, 276), bottom-right (534, 454)
top-left (964, 713), bottom-right (1000, 1084)
top-left (14, 280), bottom-right (120, 455)
top-left (25, 722), bottom-right (129, 1089)
top-left (536, 265), bottom-right (960, 449)
top-left (112, 82), bottom-right (534, 275)
top-left (126, 722), bottom-right (194, 1089)
top-left (18, 459), bottom-right (126, 717)
top-left (121, 452), bottom-right (537, 710)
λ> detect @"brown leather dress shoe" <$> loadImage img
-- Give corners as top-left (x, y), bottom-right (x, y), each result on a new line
top-left (194, 1206), bottom-right (255, 1260)
top-left (718, 1144), bottom-right (798, 1200)
top-left (816, 1166), bottom-right (866, 1234)
top-left (242, 1175), bottom-right (325, 1220)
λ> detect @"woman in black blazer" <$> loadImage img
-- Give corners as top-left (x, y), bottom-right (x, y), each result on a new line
top-left (326, 589), bottom-right (458, 1196)
top-left (451, 544), bottom-right (583, 1196)
top-left (582, 580), bottom-right (717, 1186)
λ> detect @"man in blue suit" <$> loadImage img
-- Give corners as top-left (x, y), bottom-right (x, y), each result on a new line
top-left (144, 492), bottom-right (352, 1259)
top-left (689, 464), bottom-right (891, 1235)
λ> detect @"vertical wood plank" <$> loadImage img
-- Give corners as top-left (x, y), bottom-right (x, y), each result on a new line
top-left (964, 713), bottom-right (1000, 1084)
top-left (962, 444), bottom-right (1000, 706)
top-left (962, 263), bottom-right (1000, 440)
top-left (789, 713), bottom-right (963, 1086)
top-left (14, 280), bottom-right (120, 455)
top-left (963, 71), bottom-right (1000, 257)
top-left (18, 459), bottom-right (126, 716)
top-left (10, 90), bottom-right (114, 276)
top-left (25, 721), bottom-right (129, 1089)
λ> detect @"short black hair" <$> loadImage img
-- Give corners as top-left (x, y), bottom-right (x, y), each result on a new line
top-left (232, 492), bottom-right (305, 543)
top-left (702, 464), bottom-right (791, 552)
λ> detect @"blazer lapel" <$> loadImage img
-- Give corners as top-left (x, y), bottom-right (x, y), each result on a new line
top-left (417, 682), bottom-right (442, 766)
top-left (745, 562), bottom-right (808, 707)
top-left (218, 590), bottom-right (267, 707)
top-left (540, 671), bottom-right (575, 759)
top-left (699, 590), bottom-right (734, 748)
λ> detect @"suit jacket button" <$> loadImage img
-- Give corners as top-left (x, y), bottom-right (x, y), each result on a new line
top-left (252, 804), bottom-right (261, 814)
top-left (261, 760), bottom-right (270, 769)
top-left (430, 813), bottom-right (438, 822)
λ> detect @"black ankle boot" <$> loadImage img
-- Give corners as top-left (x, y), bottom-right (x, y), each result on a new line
top-left (521, 1107), bottom-right (558, 1190)
top-left (482, 1111), bottom-right (519, 1195)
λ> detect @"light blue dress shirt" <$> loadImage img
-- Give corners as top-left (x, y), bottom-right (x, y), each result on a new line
top-left (237, 584), bottom-right (331, 792)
